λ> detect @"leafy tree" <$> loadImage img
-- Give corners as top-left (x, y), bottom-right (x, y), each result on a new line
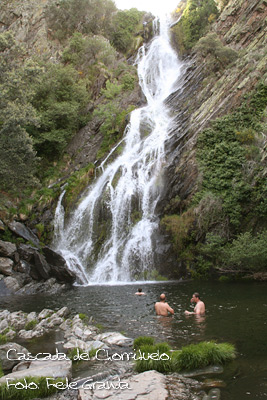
top-left (28, 63), bottom-right (90, 159)
top-left (45, 0), bottom-right (117, 41)
top-left (195, 33), bottom-right (238, 70)
top-left (0, 34), bottom-right (39, 189)
top-left (172, 0), bottom-right (218, 52)
top-left (111, 8), bottom-right (144, 53)
top-left (223, 231), bottom-right (267, 271)
top-left (62, 33), bottom-right (117, 71)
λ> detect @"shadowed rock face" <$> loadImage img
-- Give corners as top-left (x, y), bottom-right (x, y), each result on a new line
top-left (152, 0), bottom-right (267, 277)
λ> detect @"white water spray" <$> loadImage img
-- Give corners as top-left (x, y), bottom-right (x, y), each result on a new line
top-left (54, 16), bottom-right (182, 284)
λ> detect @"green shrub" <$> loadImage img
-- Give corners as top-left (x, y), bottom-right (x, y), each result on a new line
top-left (195, 33), bottom-right (238, 71)
top-left (45, 0), bottom-right (116, 41)
top-left (135, 343), bottom-right (172, 373)
top-left (111, 8), bottom-right (144, 54)
top-left (25, 320), bottom-right (38, 331)
top-left (133, 336), bottom-right (155, 349)
top-left (0, 376), bottom-right (64, 399)
top-left (134, 338), bottom-right (235, 374)
top-left (29, 63), bottom-right (90, 160)
top-left (172, 0), bottom-right (218, 52)
top-left (62, 33), bottom-right (117, 71)
top-left (196, 84), bottom-right (267, 227)
top-left (78, 313), bottom-right (89, 321)
top-left (172, 341), bottom-right (236, 372)
top-left (0, 335), bottom-right (7, 345)
top-left (223, 230), bottom-right (267, 271)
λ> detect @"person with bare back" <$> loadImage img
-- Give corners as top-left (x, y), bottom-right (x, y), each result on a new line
top-left (155, 293), bottom-right (174, 316)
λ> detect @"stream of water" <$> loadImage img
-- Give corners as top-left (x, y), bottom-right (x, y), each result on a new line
top-left (1, 281), bottom-right (266, 399)
top-left (53, 16), bottom-right (182, 284)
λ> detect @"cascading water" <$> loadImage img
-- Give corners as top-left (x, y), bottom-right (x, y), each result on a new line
top-left (53, 15), bottom-right (182, 284)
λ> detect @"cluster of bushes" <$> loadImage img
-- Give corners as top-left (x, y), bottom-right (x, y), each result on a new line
top-left (162, 83), bottom-right (267, 276)
top-left (0, 377), bottom-right (63, 400)
top-left (134, 336), bottom-right (236, 373)
top-left (45, 0), bottom-right (144, 55)
top-left (0, 0), bottom-right (141, 194)
top-left (195, 33), bottom-right (238, 72)
top-left (171, 0), bottom-right (218, 54)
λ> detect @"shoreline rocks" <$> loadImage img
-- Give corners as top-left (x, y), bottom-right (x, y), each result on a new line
top-left (0, 227), bottom-right (76, 294)
top-left (0, 306), bottom-right (217, 399)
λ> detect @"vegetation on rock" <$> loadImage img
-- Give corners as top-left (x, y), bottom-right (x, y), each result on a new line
top-left (133, 336), bottom-right (236, 373)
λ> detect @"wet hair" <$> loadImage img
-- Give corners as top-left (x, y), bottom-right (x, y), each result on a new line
top-left (193, 292), bottom-right (200, 299)
top-left (138, 288), bottom-right (142, 293)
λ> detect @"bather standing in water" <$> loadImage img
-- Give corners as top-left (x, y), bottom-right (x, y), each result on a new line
top-left (155, 293), bottom-right (174, 316)
top-left (185, 292), bottom-right (205, 315)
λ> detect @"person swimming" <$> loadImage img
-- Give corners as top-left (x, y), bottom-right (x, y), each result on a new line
top-left (135, 288), bottom-right (145, 295)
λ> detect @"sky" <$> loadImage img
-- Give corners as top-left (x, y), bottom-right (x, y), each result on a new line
top-left (114, 0), bottom-right (180, 16)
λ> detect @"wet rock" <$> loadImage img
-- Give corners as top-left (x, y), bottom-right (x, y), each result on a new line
top-left (33, 251), bottom-right (51, 279)
top-left (0, 240), bottom-right (16, 257)
top-left (63, 338), bottom-right (106, 352)
top-left (166, 373), bottom-right (203, 400)
top-left (16, 259), bottom-right (31, 274)
top-left (9, 311), bottom-right (27, 330)
top-left (42, 247), bottom-right (76, 283)
top-left (0, 257), bottom-right (14, 276)
top-left (12, 360), bottom-right (31, 372)
top-left (55, 306), bottom-right (70, 319)
top-left (18, 327), bottom-right (45, 339)
top-left (46, 316), bottom-right (64, 329)
top-left (0, 343), bottom-right (29, 371)
top-left (182, 365), bottom-right (224, 378)
top-left (27, 311), bottom-right (37, 322)
top-left (94, 332), bottom-right (133, 347)
top-left (0, 359), bottom-right (72, 383)
top-left (16, 277), bottom-right (66, 295)
top-left (78, 370), bottom-right (168, 400)
top-left (17, 243), bottom-right (37, 263)
top-left (203, 388), bottom-right (221, 400)
top-left (0, 319), bottom-right (8, 332)
top-left (202, 379), bottom-right (226, 389)
top-left (38, 308), bottom-right (54, 320)
top-left (3, 276), bottom-right (21, 292)
top-left (8, 221), bottom-right (39, 247)
top-left (6, 329), bottom-right (16, 340)
top-left (0, 310), bottom-right (10, 320)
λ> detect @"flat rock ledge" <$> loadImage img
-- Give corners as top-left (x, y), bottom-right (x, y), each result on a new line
top-left (76, 371), bottom-right (204, 400)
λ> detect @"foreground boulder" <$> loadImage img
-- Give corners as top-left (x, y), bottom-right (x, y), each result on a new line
top-left (0, 359), bottom-right (72, 384)
top-left (78, 370), bottom-right (168, 400)
top-left (0, 343), bottom-right (29, 371)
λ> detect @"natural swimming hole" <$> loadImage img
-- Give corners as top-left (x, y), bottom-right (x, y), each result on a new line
top-left (1, 280), bottom-right (267, 399)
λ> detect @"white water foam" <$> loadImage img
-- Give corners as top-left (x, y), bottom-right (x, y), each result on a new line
top-left (53, 16), bottom-right (182, 284)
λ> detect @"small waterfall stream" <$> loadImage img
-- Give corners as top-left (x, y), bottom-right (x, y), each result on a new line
top-left (54, 15), bottom-right (182, 284)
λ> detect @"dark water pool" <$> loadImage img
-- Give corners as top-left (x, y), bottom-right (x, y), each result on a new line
top-left (1, 280), bottom-right (267, 399)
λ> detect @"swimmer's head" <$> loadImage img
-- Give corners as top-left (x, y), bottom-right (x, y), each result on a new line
top-left (160, 293), bottom-right (166, 301)
top-left (138, 288), bottom-right (142, 293)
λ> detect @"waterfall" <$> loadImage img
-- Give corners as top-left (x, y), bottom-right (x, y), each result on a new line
top-left (54, 15), bottom-right (182, 284)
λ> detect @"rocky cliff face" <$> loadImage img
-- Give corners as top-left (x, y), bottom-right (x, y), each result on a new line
top-left (154, 0), bottom-right (267, 277)
top-left (0, 0), bottom-right (59, 56)
top-left (163, 0), bottom-right (266, 210)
